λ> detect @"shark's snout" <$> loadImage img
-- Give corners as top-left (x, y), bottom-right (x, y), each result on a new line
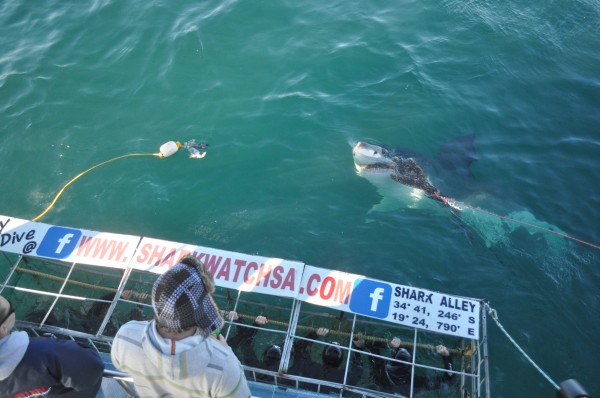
top-left (351, 141), bottom-right (365, 157)
top-left (352, 141), bottom-right (393, 167)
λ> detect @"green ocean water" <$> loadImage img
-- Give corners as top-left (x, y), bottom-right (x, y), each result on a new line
top-left (1, 0), bottom-right (599, 396)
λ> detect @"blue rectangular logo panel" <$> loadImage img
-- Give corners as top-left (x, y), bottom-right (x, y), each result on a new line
top-left (36, 226), bottom-right (82, 259)
top-left (349, 279), bottom-right (392, 318)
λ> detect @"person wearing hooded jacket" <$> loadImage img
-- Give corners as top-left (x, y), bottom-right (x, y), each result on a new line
top-left (111, 255), bottom-right (251, 398)
top-left (0, 296), bottom-right (104, 398)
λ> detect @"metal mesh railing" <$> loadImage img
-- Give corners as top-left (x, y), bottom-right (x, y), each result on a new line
top-left (1, 253), bottom-right (490, 398)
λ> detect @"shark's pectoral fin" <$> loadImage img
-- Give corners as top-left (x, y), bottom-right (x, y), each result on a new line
top-left (370, 196), bottom-right (405, 213)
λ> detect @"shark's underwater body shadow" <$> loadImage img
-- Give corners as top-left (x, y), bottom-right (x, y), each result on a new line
top-left (351, 137), bottom-right (576, 282)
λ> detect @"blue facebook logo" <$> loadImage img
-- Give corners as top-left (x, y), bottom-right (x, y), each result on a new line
top-left (349, 279), bottom-right (392, 318)
top-left (37, 226), bottom-right (82, 259)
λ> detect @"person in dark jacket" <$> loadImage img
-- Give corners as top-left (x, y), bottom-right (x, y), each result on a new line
top-left (289, 326), bottom-right (363, 395)
top-left (227, 313), bottom-right (362, 394)
top-left (0, 296), bottom-right (105, 398)
top-left (227, 313), bottom-right (282, 384)
top-left (357, 336), bottom-right (455, 396)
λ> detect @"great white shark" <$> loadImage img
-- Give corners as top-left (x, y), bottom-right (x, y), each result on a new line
top-left (352, 140), bottom-right (469, 213)
top-left (353, 141), bottom-right (452, 208)
top-left (351, 139), bottom-right (569, 252)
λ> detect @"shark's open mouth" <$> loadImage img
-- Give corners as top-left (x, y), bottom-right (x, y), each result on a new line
top-left (352, 142), bottom-right (395, 172)
top-left (353, 141), bottom-right (441, 197)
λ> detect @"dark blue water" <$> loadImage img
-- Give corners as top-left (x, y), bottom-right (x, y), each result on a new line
top-left (1, 1), bottom-right (599, 396)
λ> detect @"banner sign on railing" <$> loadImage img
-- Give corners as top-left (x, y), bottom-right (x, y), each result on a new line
top-left (0, 215), bottom-right (140, 268)
top-left (1, 215), bottom-right (480, 339)
top-left (130, 237), bottom-right (304, 298)
top-left (298, 265), bottom-right (480, 339)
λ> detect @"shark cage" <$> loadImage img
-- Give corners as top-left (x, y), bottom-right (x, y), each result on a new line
top-left (0, 215), bottom-right (490, 398)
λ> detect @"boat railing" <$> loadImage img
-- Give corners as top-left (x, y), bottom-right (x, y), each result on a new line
top-left (0, 215), bottom-right (490, 398)
top-left (14, 314), bottom-right (483, 398)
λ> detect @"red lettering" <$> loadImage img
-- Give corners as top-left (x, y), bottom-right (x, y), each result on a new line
top-left (158, 249), bottom-right (177, 268)
top-left (76, 236), bottom-right (129, 261)
top-left (320, 276), bottom-right (336, 300)
top-left (149, 245), bottom-right (167, 266)
top-left (216, 258), bottom-right (231, 281)
top-left (203, 255), bottom-right (223, 275)
top-left (269, 266), bottom-right (283, 288)
top-left (110, 241), bottom-right (129, 262)
top-left (335, 280), bottom-right (352, 305)
top-left (281, 269), bottom-right (295, 291)
top-left (233, 259), bottom-right (246, 281)
top-left (244, 261), bottom-right (258, 284)
top-left (91, 239), bottom-right (111, 258)
top-left (306, 274), bottom-right (321, 296)
top-left (76, 236), bottom-right (94, 256)
top-left (196, 252), bottom-right (208, 265)
top-left (136, 243), bottom-right (152, 263)
top-left (255, 263), bottom-right (272, 287)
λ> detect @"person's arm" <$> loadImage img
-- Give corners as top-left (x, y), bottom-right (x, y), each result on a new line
top-left (292, 327), bottom-right (328, 359)
top-left (240, 316), bottom-right (268, 368)
top-left (415, 345), bottom-right (456, 391)
top-left (436, 345), bottom-right (454, 381)
top-left (350, 334), bottom-right (366, 366)
top-left (364, 337), bottom-right (397, 369)
top-left (214, 356), bottom-right (252, 398)
top-left (110, 327), bottom-right (125, 372)
top-left (227, 312), bottom-right (255, 351)
top-left (54, 339), bottom-right (105, 393)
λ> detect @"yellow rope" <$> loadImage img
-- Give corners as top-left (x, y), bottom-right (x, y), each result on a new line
top-left (32, 152), bottom-right (162, 222)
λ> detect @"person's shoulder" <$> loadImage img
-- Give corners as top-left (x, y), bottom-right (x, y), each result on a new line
top-left (112, 320), bottom-right (151, 350)
top-left (27, 336), bottom-right (101, 361)
top-left (28, 336), bottom-right (78, 350)
top-left (115, 320), bottom-right (150, 336)
top-left (22, 336), bottom-right (52, 356)
top-left (119, 319), bottom-right (150, 329)
top-left (204, 338), bottom-right (243, 366)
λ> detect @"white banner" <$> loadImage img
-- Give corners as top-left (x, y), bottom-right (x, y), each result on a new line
top-left (297, 265), bottom-right (356, 309)
top-left (1, 215), bottom-right (481, 339)
top-left (0, 215), bottom-right (140, 268)
top-left (129, 237), bottom-right (304, 298)
top-left (298, 265), bottom-right (480, 339)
